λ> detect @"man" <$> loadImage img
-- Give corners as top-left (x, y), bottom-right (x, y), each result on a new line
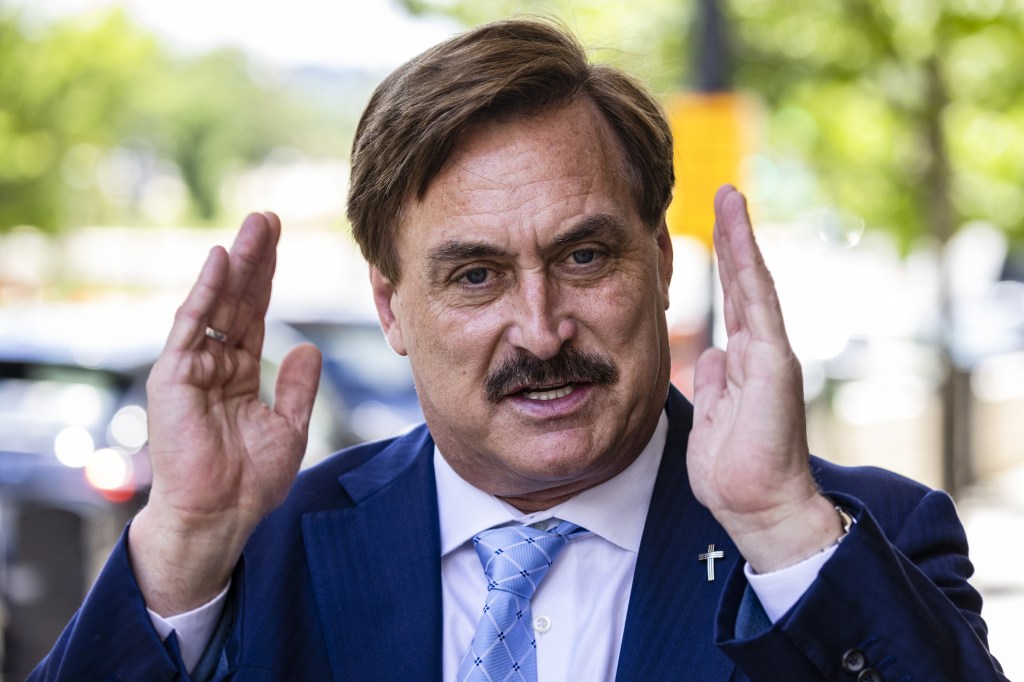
top-left (32, 18), bottom-right (1004, 681)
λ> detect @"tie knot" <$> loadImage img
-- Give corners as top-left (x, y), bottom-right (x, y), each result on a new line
top-left (472, 521), bottom-right (581, 600)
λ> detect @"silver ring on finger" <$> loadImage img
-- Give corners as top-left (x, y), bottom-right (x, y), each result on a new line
top-left (204, 326), bottom-right (229, 343)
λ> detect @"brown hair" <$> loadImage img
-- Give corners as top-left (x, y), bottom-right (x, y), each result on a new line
top-left (346, 17), bottom-right (674, 283)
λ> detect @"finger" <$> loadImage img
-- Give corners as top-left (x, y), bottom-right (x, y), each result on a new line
top-left (235, 212), bottom-right (280, 330)
top-left (712, 189), bottom-right (752, 340)
top-left (691, 346), bottom-right (726, 425)
top-left (273, 343), bottom-right (323, 436)
top-left (252, 212), bottom-right (280, 318)
top-left (712, 215), bottom-right (743, 337)
top-left (237, 213), bottom-right (281, 357)
top-left (165, 246), bottom-right (230, 352)
top-left (239, 311), bottom-right (268, 359)
top-left (206, 213), bottom-right (279, 345)
top-left (712, 186), bottom-right (788, 344)
top-left (713, 183), bottom-right (737, 217)
top-left (216, 212), bottom-right (279, 342)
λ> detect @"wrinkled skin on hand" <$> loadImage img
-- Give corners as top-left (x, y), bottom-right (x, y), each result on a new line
top-left (130, 212), bottom-right (322, 615)
top-left (688, 186), bottom-right (842, 573)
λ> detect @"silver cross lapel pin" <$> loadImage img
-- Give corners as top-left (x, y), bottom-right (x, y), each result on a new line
top-left (698, 544), bottom-right (725, 581)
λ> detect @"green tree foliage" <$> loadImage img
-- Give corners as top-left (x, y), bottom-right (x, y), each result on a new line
top-left (402, 0), bottom-right (695, 91)
top-left (0, 9), bottom-right (161, 231)
top-left (126, 49), bottom-right (299, 222)
top-left (0, 7), bottom-right (319, 232)
top-left (730, 0), bottom-right (1024, 247)
top-left (399, 0), bottom-right (1024, 247)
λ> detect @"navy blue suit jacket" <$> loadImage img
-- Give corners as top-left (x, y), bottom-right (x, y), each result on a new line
top-left (31, 388), bottom-right (1005, 680)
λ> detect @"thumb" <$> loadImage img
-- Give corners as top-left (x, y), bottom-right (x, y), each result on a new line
top-left (274, 342), bottom-right (323, 434)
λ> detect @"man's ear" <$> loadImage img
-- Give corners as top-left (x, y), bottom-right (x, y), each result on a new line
top-left (656, 221), bottom-right (674, 310)
top-left (370, 265), bottom-right (407, 356)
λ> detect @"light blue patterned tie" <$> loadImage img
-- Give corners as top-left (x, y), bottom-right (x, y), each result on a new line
top-left (456, 520), bottom-right (583, 682)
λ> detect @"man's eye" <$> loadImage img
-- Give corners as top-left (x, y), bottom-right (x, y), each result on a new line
top-left (461, 268), bottom-right (490, 285)
top-left (571, 249), bottom-right (596, 265)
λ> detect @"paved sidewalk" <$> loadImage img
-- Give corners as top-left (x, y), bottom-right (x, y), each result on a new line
top-left (958, 463), bottom-right (1024, 681)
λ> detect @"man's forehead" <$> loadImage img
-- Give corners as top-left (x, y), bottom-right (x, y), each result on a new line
top-left (392, 100), bottom-right (640, 269)
top-left (416, 111), bottom-right (627, 216)
top-left (446, 100), bottom-right (619, 172)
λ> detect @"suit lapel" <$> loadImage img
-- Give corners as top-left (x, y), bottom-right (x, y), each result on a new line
top-left (296, 391), bottom-right (739, 680)
top-left (302, 428), bottom-right (443, 681)
top-left (616, 389), bottom-right (738, 681)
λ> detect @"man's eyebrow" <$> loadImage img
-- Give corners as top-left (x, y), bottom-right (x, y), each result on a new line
top-left (427, 240), bottom-right (513, 265)
top-left (552, 214), bottom-right (629, 247)
top-left (425, 213), bottom-right (628, 267)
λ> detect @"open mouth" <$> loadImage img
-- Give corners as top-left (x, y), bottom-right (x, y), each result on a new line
top-left (521, 383), bottom-right (575, 401)
top-left (485, 347), bottom-right (618, 404)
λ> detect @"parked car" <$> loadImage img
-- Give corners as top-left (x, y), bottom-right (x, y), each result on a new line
top-left (0, 300), bottom-right (354, 678)
top-left (279, 312), bottom-right (423, 444)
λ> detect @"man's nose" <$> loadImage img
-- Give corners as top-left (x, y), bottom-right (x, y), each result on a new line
top-left (505, 274), bottom-right (577, 360)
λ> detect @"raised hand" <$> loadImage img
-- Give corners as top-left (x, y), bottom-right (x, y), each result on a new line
top-left (129, 213), bottom-right (322, 614)
top-left (688, 186), bottom-right (843, 573)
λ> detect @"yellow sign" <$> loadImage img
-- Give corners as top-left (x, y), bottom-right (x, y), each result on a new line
top-left (665, 92), bottom-right (755, 249)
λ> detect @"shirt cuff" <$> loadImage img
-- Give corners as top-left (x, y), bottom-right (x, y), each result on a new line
top-left (744, 544), bottom-right (838, 623)
top-left (147, 581), bottom-right (231, 673)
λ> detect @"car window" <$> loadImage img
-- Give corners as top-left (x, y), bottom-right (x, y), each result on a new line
top-left (291, 322), bottom-right (414, 393)
top-left (0, 363), bottom-right (124, 457)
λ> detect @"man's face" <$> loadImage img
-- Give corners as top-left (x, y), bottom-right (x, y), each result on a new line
top-left (371, 99), bottom-right (674, 510)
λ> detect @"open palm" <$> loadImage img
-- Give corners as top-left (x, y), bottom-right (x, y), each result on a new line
top-left (688, 187), bottom-right (837, 572)
top-left (131, 213), bottom-right (321, 613)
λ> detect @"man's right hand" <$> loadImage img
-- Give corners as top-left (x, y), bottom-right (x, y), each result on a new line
top-left (129, 212), bottom-right (322, 616)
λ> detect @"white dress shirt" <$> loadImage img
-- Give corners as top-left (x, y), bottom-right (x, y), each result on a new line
top-left (436, 411), bottom-right (668, 681)
top-left (151, 409), bottom-right (836, 675)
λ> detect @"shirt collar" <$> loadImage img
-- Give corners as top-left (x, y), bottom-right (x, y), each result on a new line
top-left (434, 410), bottom-right (667, 556)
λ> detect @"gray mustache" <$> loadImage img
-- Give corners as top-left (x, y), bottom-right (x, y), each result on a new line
top-left (484, 347), bottom-right (619, 403)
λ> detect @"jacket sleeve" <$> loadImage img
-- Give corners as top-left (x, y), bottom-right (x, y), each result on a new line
top-left (715, 490), bottom-right (1007, 681)
top-left (27, 526), bottom-right (201, 682)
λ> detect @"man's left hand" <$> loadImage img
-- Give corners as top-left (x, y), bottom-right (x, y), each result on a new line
top-left (688, 185), bottom-right (844, 574)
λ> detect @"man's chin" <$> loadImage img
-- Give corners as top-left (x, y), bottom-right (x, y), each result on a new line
top-left (489, 446), bottom-right (625, 512)
top-left (499, 431), bottom-right (615, 480)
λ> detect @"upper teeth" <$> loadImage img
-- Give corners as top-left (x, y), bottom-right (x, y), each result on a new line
top-left (524, 385), bottom-right (574, 400)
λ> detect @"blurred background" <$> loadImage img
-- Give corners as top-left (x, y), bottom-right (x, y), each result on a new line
top-left (0, 0), bottom-right (1021, 679)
